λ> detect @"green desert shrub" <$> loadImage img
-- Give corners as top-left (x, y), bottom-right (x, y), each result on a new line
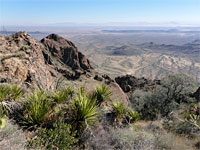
top-left (52, 87), bottom-right (74, 104)
top-left (131, 74), bottom-right (198, 120)
top-left (111, 102), bottom-right (139, 125)
top-left (111, 102), bottom-right (127, 119)
top-left (0, 84), bottom-right (24, 101)
top-left (130, 89), bottom-right (157, 120)
top-left (22, 90), bottom-right (52, 128)
top-left (90, 85), bottom-right (112, 105)
top-left (70, 88), bottom-right (100, 133)
top-left (128, 110), bottom-right (140, 123)
top-left (27, 118), bottom-right (78, 150)
top-left (161, 73), bottom-right (197, 103)
top-left (163, 112), bottom-right (200, 138)
top-left (0, 85), bottom-right (23, 117)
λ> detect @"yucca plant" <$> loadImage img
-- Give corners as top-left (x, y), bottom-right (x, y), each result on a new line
top-left (128, 110), bottom-right (140, 123)
top-left (90, 85), bottom-right (112, 105)
top-left (0, 85), bottom-right (23, 116)
top-left (0, 84), bottom-right (23, 129)
top-left (22, 90), bottom-right (52, 128)
top-left (111, 102), bottom-right (139, 125)
top-left (9, 85), bottom-right (24, 100)
top-left (0, 84), bottom-right (24, 101)
top-left (111, 102), bottom-right (127, 119)
top-left (52, 87), bottom-right (74, 104)
top-left (0, 85), bottom-right (10, 101)
top-left (70, 88), bottom-right (100, 133)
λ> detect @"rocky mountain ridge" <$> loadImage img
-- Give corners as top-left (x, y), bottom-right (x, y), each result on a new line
top-left (0, 32), bottom-right (129, 103)
top-left (0, 32), bottom-right (92, 89)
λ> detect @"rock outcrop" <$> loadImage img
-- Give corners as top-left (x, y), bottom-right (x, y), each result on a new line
top-left (193, 87), bottom-right (200, 102)
top-left (41, 34), bottom-right (92, 74)
top-left (0, 32), bottom-right (54, 89)
top-left (115, 75), bottom-right (161, 94)
top-left (0, 32), bottom-right (93, 89)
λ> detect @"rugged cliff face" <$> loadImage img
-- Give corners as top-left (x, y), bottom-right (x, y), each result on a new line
top-left (41, 34), bottom-right (92, 73)
top-left (0, 32), bottom-right (53, 89)
top-left (0, 32), bottom-right (93, 89)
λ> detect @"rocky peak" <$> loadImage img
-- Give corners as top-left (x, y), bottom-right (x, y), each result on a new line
top-left (0, 32), bottom-right (94, 89)
top-left (41, 34), bottom-right (92, 72)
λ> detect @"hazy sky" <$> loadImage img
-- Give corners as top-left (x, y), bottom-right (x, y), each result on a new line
top-left (0, 0), bottom-right (200, 26)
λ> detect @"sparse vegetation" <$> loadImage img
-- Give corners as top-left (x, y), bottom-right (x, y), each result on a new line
top-left (0, 73), bottom-right (199, 149)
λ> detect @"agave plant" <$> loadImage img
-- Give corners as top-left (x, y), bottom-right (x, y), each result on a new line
top-left (0, 84), bottom-right (24, 101)
top-left (23, 90), bottom-right (52, 128)
top-left (111, 102), bottom-right (127, 118)
top-left (70, 88), bottom-right (100, 133)
top-left (128, 110), bottom-right (140, 123)
top-left (0, 85), bottom-right (10, 101)
top-left (52, 87), bottom-right (74, 104)
top-left (91, 85), bottom-right (112, 105)
top-left (0, 85), bottom-right (24, 116)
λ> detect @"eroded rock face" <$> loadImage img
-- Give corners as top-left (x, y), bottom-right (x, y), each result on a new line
top-left (115, 75), bottom-right (161, 93)
top-left (0, 32), bottom-right (54, 89)
top-left (41, 34), bottom-right (92, 72)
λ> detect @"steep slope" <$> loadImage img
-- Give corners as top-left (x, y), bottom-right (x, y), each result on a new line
top-left (41, 34), bottom-right (92, 79)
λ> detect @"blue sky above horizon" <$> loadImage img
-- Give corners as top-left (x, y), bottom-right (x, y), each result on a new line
top-left (0, 0), bottom-right (200, 26)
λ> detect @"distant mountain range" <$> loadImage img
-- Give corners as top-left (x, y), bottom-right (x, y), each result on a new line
top-left (0, 31), bottom-right (47, 35)
top-left (102, 29), bottom-right (200, 33)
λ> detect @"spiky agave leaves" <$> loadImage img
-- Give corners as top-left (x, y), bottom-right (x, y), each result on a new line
top-left (90, 85), bottom-right (112, 105)
top-left (111, 102), bottom-right (127, 119)
top-left (70, 88), bottom-right (101, 133)
top-left (52, 87), bottom-right (74, 104)
top-left (111, 102), bottom-right (140, 126)
top-left (0, 84), bottom-right (24, 116)
top-left (22, 90), bottom-right (52, 128)
top-left (0, 84), bottom-right (24, 101)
